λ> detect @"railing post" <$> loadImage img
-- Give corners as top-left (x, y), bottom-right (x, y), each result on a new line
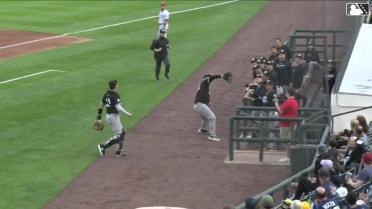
top-left (229, 117), bottom-right (234, 161)
top-left (259, 120), bottom-right (265, 162)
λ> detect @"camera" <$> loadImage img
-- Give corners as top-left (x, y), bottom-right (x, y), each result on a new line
top-left (338, 129), bottom-right (350, 137)
top-left (276, 93), bottom-right (287, 104)
top-left (345, 171), bottom-right (353, 180)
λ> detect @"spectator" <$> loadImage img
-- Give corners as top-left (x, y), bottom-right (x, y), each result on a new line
top-left (312, 186), bottom-right (340, 209)
top-left (339, 135), bottom-right (365, 169)
top-left (257, 59), bottom-right (266, 70)
top-left (301, 201), bottom-right (310, 209)
top-left (314, 144), bottom-right (331, 177)
top-left (336, 119), bottom-right (359, 149)
top-left (269, 45), bottom-right (279, 62)
top-left (245, 197), bottom-right (257, 209)
top-left (256, 72), bottom-right (270, 99)
top-left (357, 115), bottom-right (369, 134)
top-left (327, 139), bottom-right (340, 161)
top-left (261, 195), bottom-right (274, 209)
top-left (347, 152), bottom-right (372, 189)
top-left (275, 87), bottom-right (299, 162)
top-left (274, 50), bottom-right (292, 91)
top-left (355, 125), bottom-right (370, 151)
top-left (253, 64), bottom-right (263, 80)
top-left (290, 200), bottom-right (302, 209)
top-left (324, 60), bottom-right (336, 94)
top-left (265, 80), bottom-right (280, 151)
top-left (262, 79), bottom-right (276, 109)
top-left (304, 42), bottom-right (320, 77)
top-left (291, 54), bottom-right (307, 91)
top-left (317, 167), bottom-right (338, 199)
top-left (266, 61), bottom-right (278, 89)
top-left (330, 174), bottom-right (348, 199)
top-left (339, 136), bottom-right (356, 164)
top-left (320, 159), bottom-right (333, 169)
top-left (346, 191), bottom-right (369, 209)
top-left (275, 38), bottom-right (292, 60)
top-left (292, 173), bottom-right (314, 200)
top-left (345, 134), bottom-right (366, 169)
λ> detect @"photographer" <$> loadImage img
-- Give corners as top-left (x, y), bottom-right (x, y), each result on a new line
top-left (275, 87), bottom-right (299, 162)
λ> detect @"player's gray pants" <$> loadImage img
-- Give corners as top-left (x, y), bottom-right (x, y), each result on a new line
top-left (103, 113), bottom-right (125, 150)
top-left (106, 113), bottom-right (123, 135)
top-left (193, 102), bottom-right (216, 137)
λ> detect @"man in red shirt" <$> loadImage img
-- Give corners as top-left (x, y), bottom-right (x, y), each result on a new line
top-left (275, 87), bottom-right (299, 162)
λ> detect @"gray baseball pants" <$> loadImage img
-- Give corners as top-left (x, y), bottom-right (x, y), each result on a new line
top-left (103, 113), bottom-right (125, 150)
top-left (193, 102), bottom-right (216, 137)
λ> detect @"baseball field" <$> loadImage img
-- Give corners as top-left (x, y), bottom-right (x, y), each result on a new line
top-left (0, 1), bottom-right (267, 209)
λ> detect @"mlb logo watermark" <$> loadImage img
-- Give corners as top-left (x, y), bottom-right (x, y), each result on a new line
top-left (346, 3), bottom-right (370, 16)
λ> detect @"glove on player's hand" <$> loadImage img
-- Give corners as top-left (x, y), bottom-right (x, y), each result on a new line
top-left (93, 120), bottom-right (104, 131)
top-left (223, 72), bottom-right (233, 83)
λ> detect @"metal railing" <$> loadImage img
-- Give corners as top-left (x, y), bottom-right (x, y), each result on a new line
top-left (234, 124), bottom-right (330, 209)
top-left (229, 107), bottom-right (330, 162)
top-left (288, 29), bottom-right (351, 62)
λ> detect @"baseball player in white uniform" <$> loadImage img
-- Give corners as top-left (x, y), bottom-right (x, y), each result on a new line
top-left (158, 1), bottom-right (169, 38)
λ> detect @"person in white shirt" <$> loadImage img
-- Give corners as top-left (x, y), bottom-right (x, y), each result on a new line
top-left (158, 1), bottom-right (169, 38)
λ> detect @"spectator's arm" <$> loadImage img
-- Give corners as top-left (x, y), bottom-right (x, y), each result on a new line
top-left (275, 100), bottom-right (281, 113)
top-left (347, 178), bottom-right (364, 189)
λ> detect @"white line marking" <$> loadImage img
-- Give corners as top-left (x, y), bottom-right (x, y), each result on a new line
top-left (0, 35), bottom-right (67, 50)
top-left (0, 0), bottom-right (239, 49)
top-left (0, 70), bottom-right (65, 84)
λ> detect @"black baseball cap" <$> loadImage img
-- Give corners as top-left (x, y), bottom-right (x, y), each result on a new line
top-left (160, 29), bottom-right (166, 34)
top-left (266, 80), bottom-right (273, 85)
top-left (251, 58), bottom-right (257, 63)
top-left (295, 54), bottom-right (303, 59)
top-left (266, 61), bottom-right (273, 65)
top-left (279, 49), bottom-right (286, 54)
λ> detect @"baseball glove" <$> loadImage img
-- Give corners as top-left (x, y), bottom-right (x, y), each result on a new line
top-left (223, 72), bottom-right (233, 83)
top-left (93, 120), bottom-right (104, 131)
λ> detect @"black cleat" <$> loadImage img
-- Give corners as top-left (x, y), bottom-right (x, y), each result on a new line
top-left (115, 149), bottom-right (127, 157)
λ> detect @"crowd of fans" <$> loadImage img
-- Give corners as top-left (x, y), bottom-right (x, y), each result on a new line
top-left (232, 37), bottom-right (372, 209)
top-left (240, 37), bottom-right (338, 151)
top-left (242, 37), bottom-right (337, 111)
top-left (235, 114), bottom-right (372, 209)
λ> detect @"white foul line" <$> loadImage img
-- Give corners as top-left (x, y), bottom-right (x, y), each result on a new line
top-left (0, 35), bottom-right (67, 50)
top-left (0, 70), bottom-right (65, 85)
top-left (0, 0), bottom-right (239, 50)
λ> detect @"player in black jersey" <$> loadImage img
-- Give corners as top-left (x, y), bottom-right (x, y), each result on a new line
top-left (193, 74), bottom-right (225, 142)
top-left (96, 80), bottom-right (133, 157)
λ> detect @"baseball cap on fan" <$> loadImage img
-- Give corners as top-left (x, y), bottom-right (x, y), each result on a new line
top-left (160, 1), bottom-right (166, 6)
top-left (363, 152), bottom-right (372, 165)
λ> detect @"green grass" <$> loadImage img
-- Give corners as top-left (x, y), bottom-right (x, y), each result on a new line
top-left (0, 1), bottom-right (267, 208)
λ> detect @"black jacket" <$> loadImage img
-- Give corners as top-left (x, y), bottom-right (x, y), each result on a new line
top-left (150, 37), bottom-right (169, 59)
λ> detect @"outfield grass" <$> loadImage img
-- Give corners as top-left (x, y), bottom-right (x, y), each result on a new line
top-left (0, 1), bottom-right (267, 208)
